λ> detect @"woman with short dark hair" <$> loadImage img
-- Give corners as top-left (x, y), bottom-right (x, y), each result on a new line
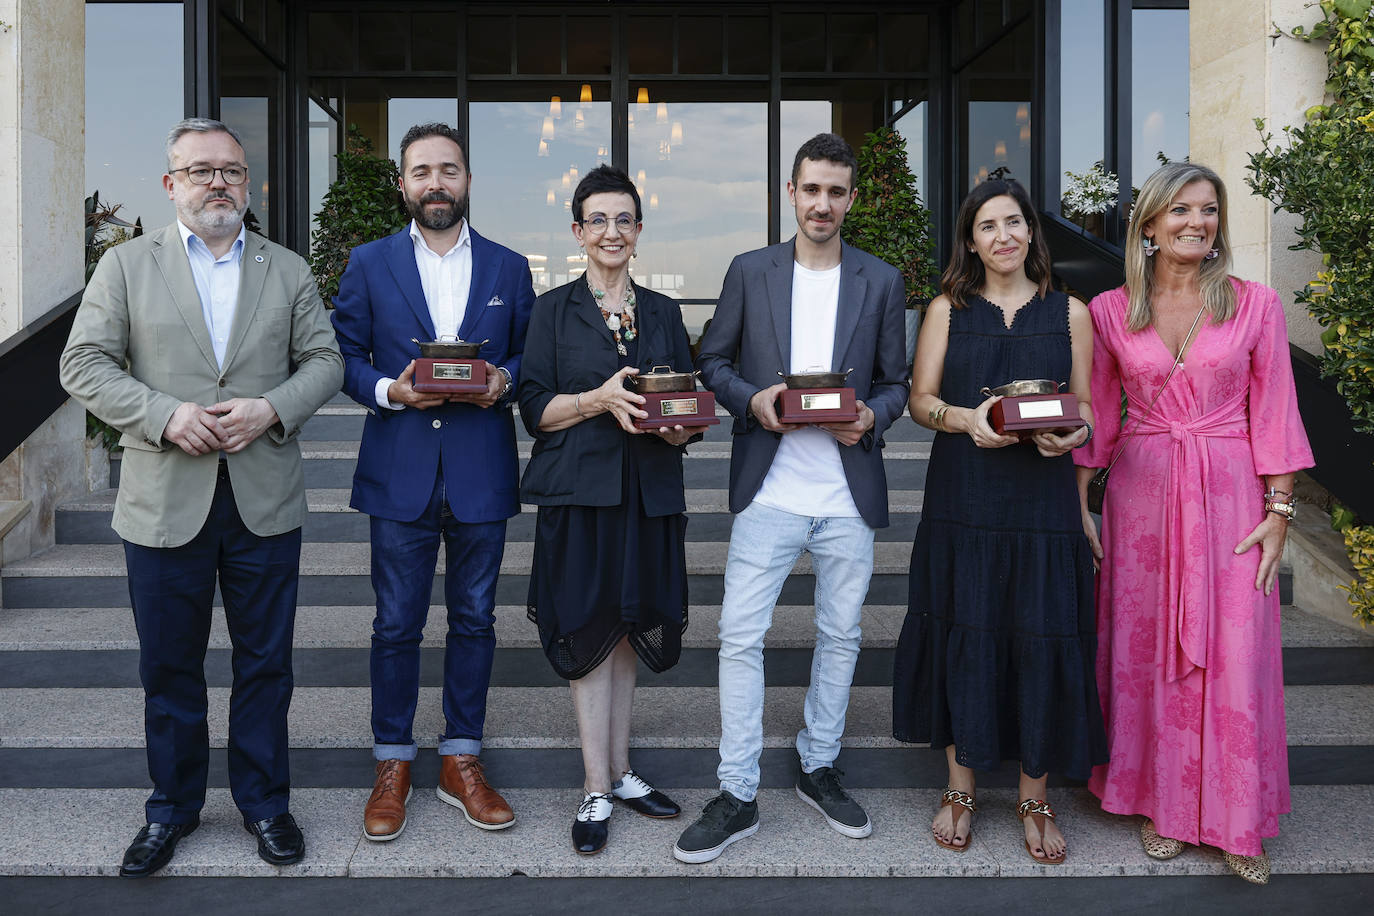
top-left (893, 179), bottom-right (1107, 864)
top-left (518, 164), bottom-right (691, 855)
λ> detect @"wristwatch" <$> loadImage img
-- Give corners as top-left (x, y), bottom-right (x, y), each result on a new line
top-left (497, 366), bottom-right (513, 399)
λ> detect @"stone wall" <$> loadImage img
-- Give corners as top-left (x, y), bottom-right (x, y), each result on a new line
top-left (0, 0), bottom-right (89, 573)
top-left (1190, 0), bottom-right (1328, 355)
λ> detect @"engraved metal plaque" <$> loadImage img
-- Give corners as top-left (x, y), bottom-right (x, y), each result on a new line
top-left (660, 397), bottom-right (698, 417)
top-left (433, 363), bottom-right (474, 381)
top-left (801, 392), bottom-right (842, 411)
top-left (1016, 399), bottom-right (1065, 420)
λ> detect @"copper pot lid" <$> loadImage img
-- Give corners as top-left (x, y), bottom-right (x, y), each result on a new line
top-left (979, 379), bottom-right (1065, 398)
top-left (630, 365), bottom-right (699, 393)
top-left (412, 336), bottom-right (489, 358)
top-left (779, 367), bottom-right (854, 389)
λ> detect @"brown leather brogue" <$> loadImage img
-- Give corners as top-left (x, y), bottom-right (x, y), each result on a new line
top-left (437, 754), bottom-right (515, 830)
top-left (363, 759), bottom-right (412, 841)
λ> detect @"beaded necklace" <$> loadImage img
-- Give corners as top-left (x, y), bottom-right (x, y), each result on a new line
top-left (586, 274), bottom-right (637, 356)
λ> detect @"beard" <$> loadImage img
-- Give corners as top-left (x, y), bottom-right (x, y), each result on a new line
top-left (178, 190), bottom-right (250, 237)
top-left (405, 189), bottom-right (468, 231)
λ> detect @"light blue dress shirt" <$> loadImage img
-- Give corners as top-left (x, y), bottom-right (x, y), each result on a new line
top-left (177, 220), bottom-right (247, 369)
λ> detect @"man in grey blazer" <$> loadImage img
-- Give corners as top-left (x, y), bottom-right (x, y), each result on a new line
top-left (676, 133), bottom-right (910, 863)
top-left (60, 118), bottom-right (343, 877)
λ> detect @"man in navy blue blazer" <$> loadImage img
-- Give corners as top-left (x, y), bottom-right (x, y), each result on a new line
top-left (332, 123), bottom-right (534, 841)
top-left (676, 133), bottom-right (910, 864)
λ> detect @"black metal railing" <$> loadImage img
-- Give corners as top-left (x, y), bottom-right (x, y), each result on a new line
top-left (0, 292), bottom-right (82, 462)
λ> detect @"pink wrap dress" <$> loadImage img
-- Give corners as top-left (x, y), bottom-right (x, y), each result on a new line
top-left (1075, 279), bottom-right (1313, 856)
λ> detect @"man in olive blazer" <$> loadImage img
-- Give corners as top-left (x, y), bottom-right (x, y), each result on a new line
top-left (60, 119), bottom-right (342, 878)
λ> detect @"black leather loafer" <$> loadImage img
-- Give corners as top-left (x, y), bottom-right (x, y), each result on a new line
top-left (572, 793), bottom-right (613, 855)
top-left (611, 769), bottom-right (681, 818)
top-left (244, 812), bottom-right (305, 865)
top-left (119, 817), bottom-right (200, 878)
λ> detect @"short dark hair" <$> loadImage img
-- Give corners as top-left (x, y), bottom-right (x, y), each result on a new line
top-left (571, 164), bottom-right (643, 223)
top-left (398, 123), bottom-right (469, 172)
top-left (941, 179), bottom-right (1052, 309)
top-left (790, 133), bottom-right (857, 188)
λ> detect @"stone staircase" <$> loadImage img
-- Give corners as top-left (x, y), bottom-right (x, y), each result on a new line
top-left (3, 393), bottom-right (1373, 908)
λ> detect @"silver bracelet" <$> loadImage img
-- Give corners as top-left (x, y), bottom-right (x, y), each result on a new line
top-left (574, 391), bottom-right (587, 418)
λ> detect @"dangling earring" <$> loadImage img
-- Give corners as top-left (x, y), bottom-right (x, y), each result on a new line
top-left (1142, 236), bottom-right (1159, 257)
top-left (1205, 247), bottom-right (1219, 260)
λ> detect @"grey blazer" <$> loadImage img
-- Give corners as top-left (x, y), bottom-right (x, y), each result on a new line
top-left (60, 223), bottom-right (343, 547)
top-left (695, 239), bottom-right (910, 529)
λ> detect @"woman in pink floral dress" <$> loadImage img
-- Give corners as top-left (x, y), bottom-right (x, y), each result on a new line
top-left (1074, 163), bottom-right (1313, 885)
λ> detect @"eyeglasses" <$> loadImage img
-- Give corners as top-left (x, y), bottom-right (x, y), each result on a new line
top-left (169, 165), bottom-right (249, 186)
top-left (580, 213), bottom-right (638, 234)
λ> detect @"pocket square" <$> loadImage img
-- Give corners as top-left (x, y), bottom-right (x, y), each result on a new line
top-left (487, 295), bottom-right (505, 307)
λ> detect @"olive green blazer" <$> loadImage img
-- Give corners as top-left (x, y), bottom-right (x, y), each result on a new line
top-left (60, 223), bottom-right (343, 548)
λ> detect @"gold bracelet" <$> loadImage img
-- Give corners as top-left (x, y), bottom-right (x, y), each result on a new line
top-left (1264, 499), bottom-right (1296, 521)
top-left (928, 403), bottom-right (950, 431)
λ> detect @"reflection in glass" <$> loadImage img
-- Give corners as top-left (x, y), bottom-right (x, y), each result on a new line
top-left (1133, 9), bottom-right (1189, 183)
top-left (1059, 0), bottom-right (1105, 213)
top-left (308, 100), bottom-right (338, 249)
top-left (968, 101), bottom-right (1031, 188)
top-left (387, 99), bottom-right (460, 166)
top-left (469, 99), bottom-right (611, 297)
top-left (960, 23), bottom-right (1034, 192)
top-left (85, 3), bottom-right (184, 227)
top-left (628, 100), bottom-right (767, 335)
top-left (220, 97), bottom-right (271, 231)
top-left (892, 100), bottom-right (929, 207)
top-left (780, 101), bottom-right (834, 234)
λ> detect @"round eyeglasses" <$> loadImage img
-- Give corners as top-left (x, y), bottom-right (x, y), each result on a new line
top-left (580, 213), bottom-right (638, 234)
top-left (169, 165), bottom-right (249, 186)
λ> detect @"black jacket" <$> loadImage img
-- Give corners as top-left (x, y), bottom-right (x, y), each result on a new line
top-left (518, 277), bottom-right (694, 516)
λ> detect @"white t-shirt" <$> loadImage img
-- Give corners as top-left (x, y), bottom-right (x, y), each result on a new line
top-left (751, 261), bottom-right (862, 519)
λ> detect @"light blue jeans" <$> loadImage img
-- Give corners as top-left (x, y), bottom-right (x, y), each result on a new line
top-left (716, 501), bottom-right (875, 802)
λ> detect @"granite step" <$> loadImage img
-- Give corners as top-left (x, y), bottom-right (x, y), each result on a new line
top-left (0, 785), bottom-right (1368, 879)
top-left (54, 488), bottom-right (926, 545)
top-left (0, 684), bottom-right (1366, 751)
top-left (0, 542), bottom-right (917, 609)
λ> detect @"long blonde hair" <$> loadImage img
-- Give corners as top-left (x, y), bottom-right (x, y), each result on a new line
top-left (1124, 162), bottom-right (1236, 332)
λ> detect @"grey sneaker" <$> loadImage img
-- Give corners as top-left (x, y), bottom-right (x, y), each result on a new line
top-left (672, 791), bottom-right (759, 863)
top-left (796, 766), bottom-right (872, 838)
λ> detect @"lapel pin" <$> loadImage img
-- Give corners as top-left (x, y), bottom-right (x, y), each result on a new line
top-left (255, 255), bottom-right (264, 262)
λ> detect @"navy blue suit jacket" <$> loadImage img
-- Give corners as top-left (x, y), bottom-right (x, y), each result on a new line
top-left (695, 239), bottom-right (910, 529)
top-left (332, 224), bottom-right (535, 523)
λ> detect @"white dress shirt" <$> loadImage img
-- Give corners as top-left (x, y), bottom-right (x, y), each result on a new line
top-left (375, 219), bottom-right (473, 409)
top-left (177, 220), bottom-right (247, 369)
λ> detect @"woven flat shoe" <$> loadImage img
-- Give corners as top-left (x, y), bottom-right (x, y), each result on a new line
top-left (1223, 850), bottom-right (1271, 885)
top-left (932, 789), bottom-right (976, 852)
top-left (1140, 818), bottom-right (1185, 860)
top-left (1016, 798), bottom-right (1065, 864)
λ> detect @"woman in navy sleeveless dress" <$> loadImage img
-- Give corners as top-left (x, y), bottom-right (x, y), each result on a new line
top-left (892, 180), bottom-right (1107, 863)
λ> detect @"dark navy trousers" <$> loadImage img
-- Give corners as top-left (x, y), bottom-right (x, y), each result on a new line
top-left (123, 464), bottom-right (300, 825)
top-left (368, 469), bottom-right (505, 760)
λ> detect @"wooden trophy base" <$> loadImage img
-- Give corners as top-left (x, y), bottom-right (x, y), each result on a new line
top-left (777, 387), bottom-right (858, 425)
top-left (633, 390), bottom-right (720, 429)
top-left (412, 357), bottom-right (489, 394)
top-left (990, 393), bottom-right (1086, 438)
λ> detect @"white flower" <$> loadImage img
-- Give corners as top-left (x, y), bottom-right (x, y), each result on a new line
top-left (1062, 163), bottom-right (1120, 218)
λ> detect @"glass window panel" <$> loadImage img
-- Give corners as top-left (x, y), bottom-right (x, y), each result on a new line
top-left (566, 15), bottom-right (613, 75)
top-left (956, 0), bottom-right (977, 64)
top-left (628, 15), bottom-right (674, 74)
top-left (219, 15), bottom-right (282, 238)
top-left (629, 88), bottom-right (768, 333)
top-left (780, 100), bottom-right (835, 234)
top-left (1132, 8), bottom-right (1189, 186)
top-left (1059, 0), bottom-right (1106, 226)
top-left (881, 14), bottom-right (930, 72)
top-left (830, 15), bottom-right (877, 73)
top-left (85, 3), bottom-right (184, 229)
top-left (678, 16), bottom-right (723, 75)
top-left (468, 94), bottom-right (612, 298)
top-left (387, 99), bottom-right (460, 168)
top-left (411, 11), bottom-right (458, 72)
top-left (978, 0), bottom-right (1008, 42)
top-left (781, 16), bottom-right (826, 72)
top-left (892, 92), bottom-right (930, 210)
top-left (220, 96), bottom-right (272, 233)
top-left (516, 15), bottom-right (562, 75)
top-left (468, 15), bottom-right (513, 74)
top-left (726, 16), bottom-right (769, 75)
top-left (240, 0), bottom-right (264, 42)
top-left (308, 99), bottom-right (339, 250)
top-left (309, 11), bottom-right (354, 71)
top-left (358, 12), bottom-right (408, 72)
top-left (961, 23), bottom-right (1034, 192)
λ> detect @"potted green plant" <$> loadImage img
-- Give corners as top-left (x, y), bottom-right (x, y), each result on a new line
top-left (310, 126), bottom-right (408, 305)
top-left (841, 126), bottom-right (938, 361)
